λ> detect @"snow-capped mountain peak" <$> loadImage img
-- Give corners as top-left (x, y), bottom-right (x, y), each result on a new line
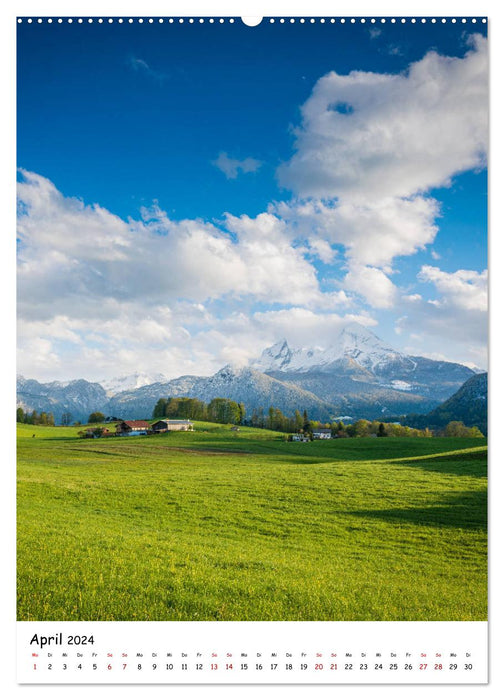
top-left (252, 322), bottom-right (405, 373)
top-left (254, 338), bottom-right (293, 371)
top-left (100, 372), bottom-right (170, 396)
top-left (332, 322), bottom-right (402, 370)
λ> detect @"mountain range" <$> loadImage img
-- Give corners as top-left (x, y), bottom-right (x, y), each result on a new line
top-left (17, 322), bottom-right (482, 425)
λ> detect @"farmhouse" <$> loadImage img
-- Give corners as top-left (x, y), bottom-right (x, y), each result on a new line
top-left (291, 434), bottom-right (310, 442)
top-left (313, 428), bottom-right (332, 440)
top-left (81, 426), bottom-right (113, 438)
top-left (116, 420), bottom-right (150, 436)
top-left (151, 419), bottom-right (194, 433)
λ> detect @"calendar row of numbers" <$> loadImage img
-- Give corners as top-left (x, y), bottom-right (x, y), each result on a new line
top-left (32, 659), bottom-right (476, 672)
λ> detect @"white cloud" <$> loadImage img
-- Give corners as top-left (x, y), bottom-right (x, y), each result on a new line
top-left (277, 34), bottom-right (487, 201)
top-left (272, 36), bottom-right (487, 328)
top-left (17, 338), bottom-right (61, 375)
top-left (274, 195), bottom-right (439, 268)
top-left (343, 264), bottom-right (398, 309)
top-left (17, 298), bottom-right (379, 382)
top-left (418, 266), bottom-right (487, 312)
top-left (17, 171), bottom-right (326, 319)
top-left (16, 171), bottom-right (352, 380)
top-left (394, 266), bottom-right (488, 368)
top-left (213, 307), bottom-right (379, 356)
top-left (307, 237), bottom-right (336, 264)
top-left (213, 152), bottom-right (262, 179)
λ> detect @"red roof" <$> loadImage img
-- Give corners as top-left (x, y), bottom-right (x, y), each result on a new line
top-left (122, 420), bottom-right (150, 429)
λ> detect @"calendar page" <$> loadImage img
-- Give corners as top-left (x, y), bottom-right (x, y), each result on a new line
top-left (15, 3), bottom-right (489, 687)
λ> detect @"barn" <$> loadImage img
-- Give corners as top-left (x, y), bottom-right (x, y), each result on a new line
top-left (116, 420), bottom-right (150, 435)
top-left (151, 419), bottom-right (194, 432)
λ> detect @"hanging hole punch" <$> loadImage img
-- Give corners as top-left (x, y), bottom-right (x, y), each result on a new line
top-left (241, 17), bottom-right (263, 27)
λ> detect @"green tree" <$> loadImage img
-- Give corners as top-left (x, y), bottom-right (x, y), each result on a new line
top-left (165, 398), bottom-right (181, 417)
top-left (207, 398), bottom-right (241, 425)
top-left (354, 419), bottom-right (371, 437)
top-left (331, 420), bottom-right (345, 437)
top-left (377, 422), bottom-right (387, 437)
top-left (16, 407), bottom-right (25, 423)
top-left (153, 398), bottom-right (168, 418)
top-left (61, 412), bottom-right (72, 426)
top-left (443, 421), bottom-right (484, 438)
top-left (88, 411), bottom-right (105, 424)
top-left (346, 422), bottom-right (356, 437)
top-left (443, 421), bottom-right (467, 437)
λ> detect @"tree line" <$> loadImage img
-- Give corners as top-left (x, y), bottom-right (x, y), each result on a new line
top-left (151, 398), bottom-right (483, 438)
top-left (153, 397), bottom-right (246, 425)
top-left (17, 407), bottom-right (55, 426)
top-left (306, 418), bottom-right (483, 439)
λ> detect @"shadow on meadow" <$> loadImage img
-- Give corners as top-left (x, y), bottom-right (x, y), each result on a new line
top-left (392, 449), bottom-right (487, 477)
top-left (350, 489), bottom-right (487, 531)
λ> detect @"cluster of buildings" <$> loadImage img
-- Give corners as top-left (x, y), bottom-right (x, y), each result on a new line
top-left (82, 419), bottom-right (194, 438)
top-left (82, 419), bottom-right (335, 442)
top-left (291, 428), bottom-right (332, 442)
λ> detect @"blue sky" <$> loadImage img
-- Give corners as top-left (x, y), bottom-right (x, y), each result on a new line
top-left (16, 17), bottom-right (488, 380)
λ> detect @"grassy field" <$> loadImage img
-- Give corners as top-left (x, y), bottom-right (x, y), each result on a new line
top-left (17, 422), bottom-right (487, 621)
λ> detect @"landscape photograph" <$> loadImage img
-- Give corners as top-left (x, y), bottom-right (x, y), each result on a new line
top-left (17, 17), bottom-right (488, 622)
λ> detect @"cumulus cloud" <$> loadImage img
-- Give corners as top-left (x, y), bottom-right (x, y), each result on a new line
top-left (16, 170), bottom-right (354, 380)
top-left (307, 237), bottom-right (336, 264)
top-left (277, 34), bottom-right (487, 201)
top-left (343, 264), bottom-right (398, 309)
top-left (272, 36), bottom-right (488, 321)
top-left (394, 266), bottom-right (488, 368)
top-left (418, 265), bottom-right (487, 312)
top-left (17, 170), bottom-right (326, 321)
top-left (249, 307), bottom-right (378, 348)
top-left (273, 195), bottom-right (440, 268)
top-left (213, 152), bottom-right (262, 179)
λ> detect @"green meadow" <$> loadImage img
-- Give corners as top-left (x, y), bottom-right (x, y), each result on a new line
top-left (17, 423), bottom-right (487, 621)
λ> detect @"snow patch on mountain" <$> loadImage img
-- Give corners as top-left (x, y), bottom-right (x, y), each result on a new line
top-left (386, 380), bottom-right (413, 392)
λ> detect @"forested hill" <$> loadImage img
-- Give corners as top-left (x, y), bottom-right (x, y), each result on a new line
top-left (389, 372), bottom-right (488, 435)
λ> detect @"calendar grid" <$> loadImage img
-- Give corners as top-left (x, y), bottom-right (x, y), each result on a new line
top-left (18, 621), bottom-right (488, 684)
